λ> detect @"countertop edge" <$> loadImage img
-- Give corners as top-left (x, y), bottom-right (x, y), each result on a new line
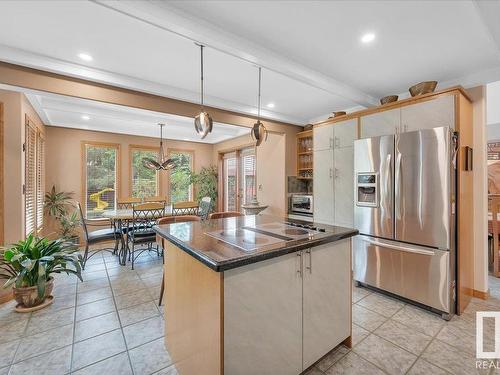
top-left (154, 226), bottom-right (358, 272)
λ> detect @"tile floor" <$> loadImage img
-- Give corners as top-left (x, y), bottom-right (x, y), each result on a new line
top-left (1, 247), bottom-right (500, 375)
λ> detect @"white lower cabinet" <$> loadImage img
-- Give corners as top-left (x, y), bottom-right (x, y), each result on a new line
top-left (223, 241), bottom-right (352, 374)
top-left (303, 240), bottom-right (351, 369)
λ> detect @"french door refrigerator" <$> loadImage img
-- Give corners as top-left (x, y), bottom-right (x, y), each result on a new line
top-left (353, 126), bottom-right (458, 318)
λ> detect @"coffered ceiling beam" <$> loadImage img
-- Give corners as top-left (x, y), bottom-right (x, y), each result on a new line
top-left (94, 0), bottom-right (379, 108)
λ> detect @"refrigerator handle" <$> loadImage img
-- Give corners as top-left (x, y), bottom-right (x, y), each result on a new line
top-left (395, 153), bottom-right (402, 219)
top-left (382, 154), bottom-right (391, 212)
top-left (363, 238), bottom-right (435, 256)
top-left (451, 132), bottom-right (459, 169)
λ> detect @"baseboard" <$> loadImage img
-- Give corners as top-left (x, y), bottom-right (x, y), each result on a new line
top-left (473, 289), bottom-right (490, 300)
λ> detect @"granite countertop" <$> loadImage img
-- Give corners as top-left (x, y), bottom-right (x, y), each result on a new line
top-left (154, 215), bottom-right (358, 272)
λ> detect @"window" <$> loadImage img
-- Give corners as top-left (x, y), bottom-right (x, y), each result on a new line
top-left (24, 118), bottom-right (44, 236)
top-left (222, 147), bottom-right (256, 212)
top-left (240, 147), bottom-right (256, 205)
top-left (169, 150), bottom-right (193, 204)
top-left (130, 146), bottom-right (159, 198)
top-left (83, 142), bottom-right (119, 219)
top-left (223, 152), bottom-right (237, 211)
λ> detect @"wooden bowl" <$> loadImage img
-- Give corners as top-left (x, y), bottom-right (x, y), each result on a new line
top-left (380, 95), bottom-right (398, 105)
top-left (329, 111), bottom-right (347, 119)
top-left (409, 81), bottom-right (437, 97)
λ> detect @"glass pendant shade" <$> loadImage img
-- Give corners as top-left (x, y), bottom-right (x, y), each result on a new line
top-left (142, 123), bottom-right (176, 171)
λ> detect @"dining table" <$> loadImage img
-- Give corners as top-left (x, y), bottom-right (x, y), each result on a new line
top-left (101, 201), bottom-right (199, 265)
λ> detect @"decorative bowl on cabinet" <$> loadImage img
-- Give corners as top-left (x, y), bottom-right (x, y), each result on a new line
top-left (409, 81), bottom-right (437, 97)
top-left (380, 95), bottom-right (399, 105)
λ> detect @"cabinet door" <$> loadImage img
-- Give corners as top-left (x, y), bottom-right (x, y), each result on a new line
top-left (334, 147), bottom-right (354, 227)
top-left (360, 108), bottom-right (400, 138)
top-left (333, 118), bottom-right (357, 148)
top-left (313, 124), bottom-right (333, 151)
top-left (401, 94), bottom-right (455, 132)
top-left (313, 149), bottom-right (334, 225)
top-left (224, 253), bottom-right (303, 375)
top-left (303, 240), bottom-right (351, 369)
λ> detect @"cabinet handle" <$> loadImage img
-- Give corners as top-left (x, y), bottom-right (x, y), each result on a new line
top-left (334, 136), bottom-right (340, 148)
top-left (329, 137), bottom-right (333, 149)
top-left (305, 249), bottom-right (312, 274)
top-left (334, 168), bottom-right (339, 178)
top-left (296, 252), bottom-right (302, 277)
top-left (329, 168), bottom-right (333, 178)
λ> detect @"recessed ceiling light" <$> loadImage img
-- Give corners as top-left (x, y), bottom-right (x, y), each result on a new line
top-left (267, 103), bottom-right (275, 109)
top-left (78, 53), bottom-right (93, 61)
top-left (81, 115), bottom-right (90, 120)
top-left (361, 33), bottom-right (375, 44)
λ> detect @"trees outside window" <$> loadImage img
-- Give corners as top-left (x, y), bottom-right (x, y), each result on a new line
top-left (169, 150), bottom-right (193, 204)
top-left (131, 148), bottom-right (159, 198)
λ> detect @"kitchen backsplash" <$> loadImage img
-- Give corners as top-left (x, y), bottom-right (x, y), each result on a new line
top-left (287, 176), bottom-right (313, 193)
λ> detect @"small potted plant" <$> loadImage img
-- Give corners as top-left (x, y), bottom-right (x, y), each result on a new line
top-left (0, 234), bottom-right (83, 311)
top-left (59, 210), bottom-right (80, 244)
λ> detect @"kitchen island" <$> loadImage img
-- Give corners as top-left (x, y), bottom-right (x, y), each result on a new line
top-left (154, 215), bottom-right (358, 375)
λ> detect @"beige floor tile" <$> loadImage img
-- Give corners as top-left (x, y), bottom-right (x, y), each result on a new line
top-left (357, 292), bottom-right (405, 318)
top-left (325, 352), bottom-right (386, 375)
top-left (316, 344), bottom-right (350, 372)
top-left (352, 323), bottom-right (370, 346)
top-left (375, 319), bottom-right (432, 355)
top-left (123, 315), bottom-right (164, 349)
top-left (303, 366), bottom-right (324, 375)
top-left (25, 306), bottom-right (75, 335)
top-left (114, 288), bottom-right (155, 310)
top-left (15, 324), bottom-right (73, 362)
top-left (129, 338), bottom-right (172, 375)
top-left (71, 329), bottom-right (126, 371)
top-left (74, 311), bottom-right (121, 342)
top-left (72, 352), bottom-right (132, 375)
top-left (0, 339), bottom-right (19, 368)
top-left (353, 334), bottom-right (417, 375)
top-left (10, 345), bottom-right (72, 375)
top-left (0, 319), bottom-right (28, 344)
top-left (352, 286), bottom-right (371, 303)
top-left (407, 359), bottom-right (450, 375)
top-left (76, 278), bottom-right (110, 294)
top-left (391, 304), bottom-right (445, 337)
top-left (352, 304), bottom-right (387, 331)
top-left (0, 366), bottom-right (9, 375)
top-left (422, 339), bottom-right (488, 375)
top-left (118, 300), bottom-right (160, 327)
top-left (77, 286), bottom-right (113, 305)
top-left (152, 366), bottom-right (178, 375)
top-left (75, 297), bottom-right (116, 321)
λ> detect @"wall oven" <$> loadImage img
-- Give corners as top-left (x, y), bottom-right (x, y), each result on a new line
top-left (291, 194), bottom-right (313, 215)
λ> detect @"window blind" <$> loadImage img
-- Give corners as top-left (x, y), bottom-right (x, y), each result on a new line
top-left (25, 124), bottom-right (37, 236)
top-left (36, 136), bottom-right (44, 230)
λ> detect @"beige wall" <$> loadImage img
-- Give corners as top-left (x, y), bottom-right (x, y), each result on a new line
top-left (467, 86), bottom-right (488, 294)
top-left (45, 127), bottom-right (214, 209)
top-left (0, 89), bottom-right (45, 244)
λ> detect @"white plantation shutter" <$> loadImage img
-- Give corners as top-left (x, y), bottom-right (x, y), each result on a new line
top-left (25, 124), bottom-right (36, 236)
top-left (36, 136), bottom-right (44, 230)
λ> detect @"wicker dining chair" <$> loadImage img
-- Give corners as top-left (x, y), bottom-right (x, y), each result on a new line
top-left (77, 202), bottom-right (121, 269)
top-left (144, 196), bottom-right (167, 204)
top-left (156, 215), bottom-right (200, 306)
top-left (117, 197), bottom-right (141, 209)
top-left (209, 211), bottom-right (243, 220)
top-left (127, 202), bottom-right (165, 269)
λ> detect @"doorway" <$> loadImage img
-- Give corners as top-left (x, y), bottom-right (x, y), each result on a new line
top-left (221, 147), bottom-right (256, 212)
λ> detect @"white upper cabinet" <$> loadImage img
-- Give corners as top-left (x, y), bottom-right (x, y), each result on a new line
top-left (313, 149), bottom-right (334, 225)
top-left (360, 108), bottom-right (400, 138)
top-left (401, 95), bottom-right (455, 132)
top-left (333, 119), bottom-right (357, 148)
top-left (313, 124), bottom-right (333, 151)
top-left (334, 147), bottom-right (354, 227)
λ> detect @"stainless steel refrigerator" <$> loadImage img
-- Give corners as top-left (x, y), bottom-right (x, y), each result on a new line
top-left (353, 126), bottom-right (458, 318)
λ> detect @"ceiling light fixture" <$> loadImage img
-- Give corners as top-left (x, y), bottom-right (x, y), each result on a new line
top-left (142, 123), bottom-right (177, 171)
top-left (81, 115), bottom-right (90, 120)
top-left (251, 67), bottom-right (268, 147)
top-left (361, 33), bottom-right (375, 44)
top-left (194, 44), bottom-right (213, 139)
top-left (266, 103), bottom-right (275, 109)
top-left (78, 53), bottom-right (93, 61)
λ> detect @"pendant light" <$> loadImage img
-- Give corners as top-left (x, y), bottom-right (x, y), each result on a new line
top-left (194, 44), bottom-right (213, 139)
top-left (251, 66), bottom-right (268, 146)
top-left (142, 123), bottom-right (177, 171)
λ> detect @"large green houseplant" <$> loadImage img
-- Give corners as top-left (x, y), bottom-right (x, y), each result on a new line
top-left (190, 165), bottom-right (218, 210)
top-left (0, 235), bottom-right (83, 309)
top-left (44, 185), bottom-right (80, 241)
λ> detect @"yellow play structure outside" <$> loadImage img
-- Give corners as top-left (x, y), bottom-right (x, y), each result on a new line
top-left (89, 188), bottom-right (114, 211)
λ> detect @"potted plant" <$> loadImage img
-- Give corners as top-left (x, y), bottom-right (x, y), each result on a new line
top-left (59, 210), bottom-right (80, 244)
top-left (0, 234), bottom-right (83, 310)
top-left (190, 165), bottom-right (218, 211)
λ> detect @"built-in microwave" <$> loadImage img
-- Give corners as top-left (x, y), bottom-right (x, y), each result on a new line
top-left (291, 194), bottom-right (313, 215)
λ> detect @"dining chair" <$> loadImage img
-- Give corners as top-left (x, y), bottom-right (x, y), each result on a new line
top-left (128, 202), bottom-right (165, 269)
top-left (209, 211), bottom-right (243, 220)
top-left (117, 197), bottom-right (141, 209)
top-left (172, 200), bottom-right (199, 216)
top-left (144, 196), bottom-right (167, 204)
top-left (156, 214), bottom-right (200, 306)
top-left (77, 202), bottom-right (121, 269)
top-left (198, 196), bottom-right (212, 220)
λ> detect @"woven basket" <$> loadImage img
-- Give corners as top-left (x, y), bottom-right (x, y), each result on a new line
top-left (409, 81), bottom-right (437, 97)
top-left (380, 95), bottom-right (398, 105)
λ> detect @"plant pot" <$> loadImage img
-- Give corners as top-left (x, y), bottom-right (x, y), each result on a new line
top-left (12, 277), bottom-right (54, 308)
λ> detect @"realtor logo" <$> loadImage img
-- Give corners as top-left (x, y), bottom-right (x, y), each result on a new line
top-left (476, 311), bottom-right (500, 359)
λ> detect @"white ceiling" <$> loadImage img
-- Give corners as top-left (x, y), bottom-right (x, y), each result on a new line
top-left (0, 0), bottom-right (499, 127)
top-left (1, 84), bottom-right (248, 143)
